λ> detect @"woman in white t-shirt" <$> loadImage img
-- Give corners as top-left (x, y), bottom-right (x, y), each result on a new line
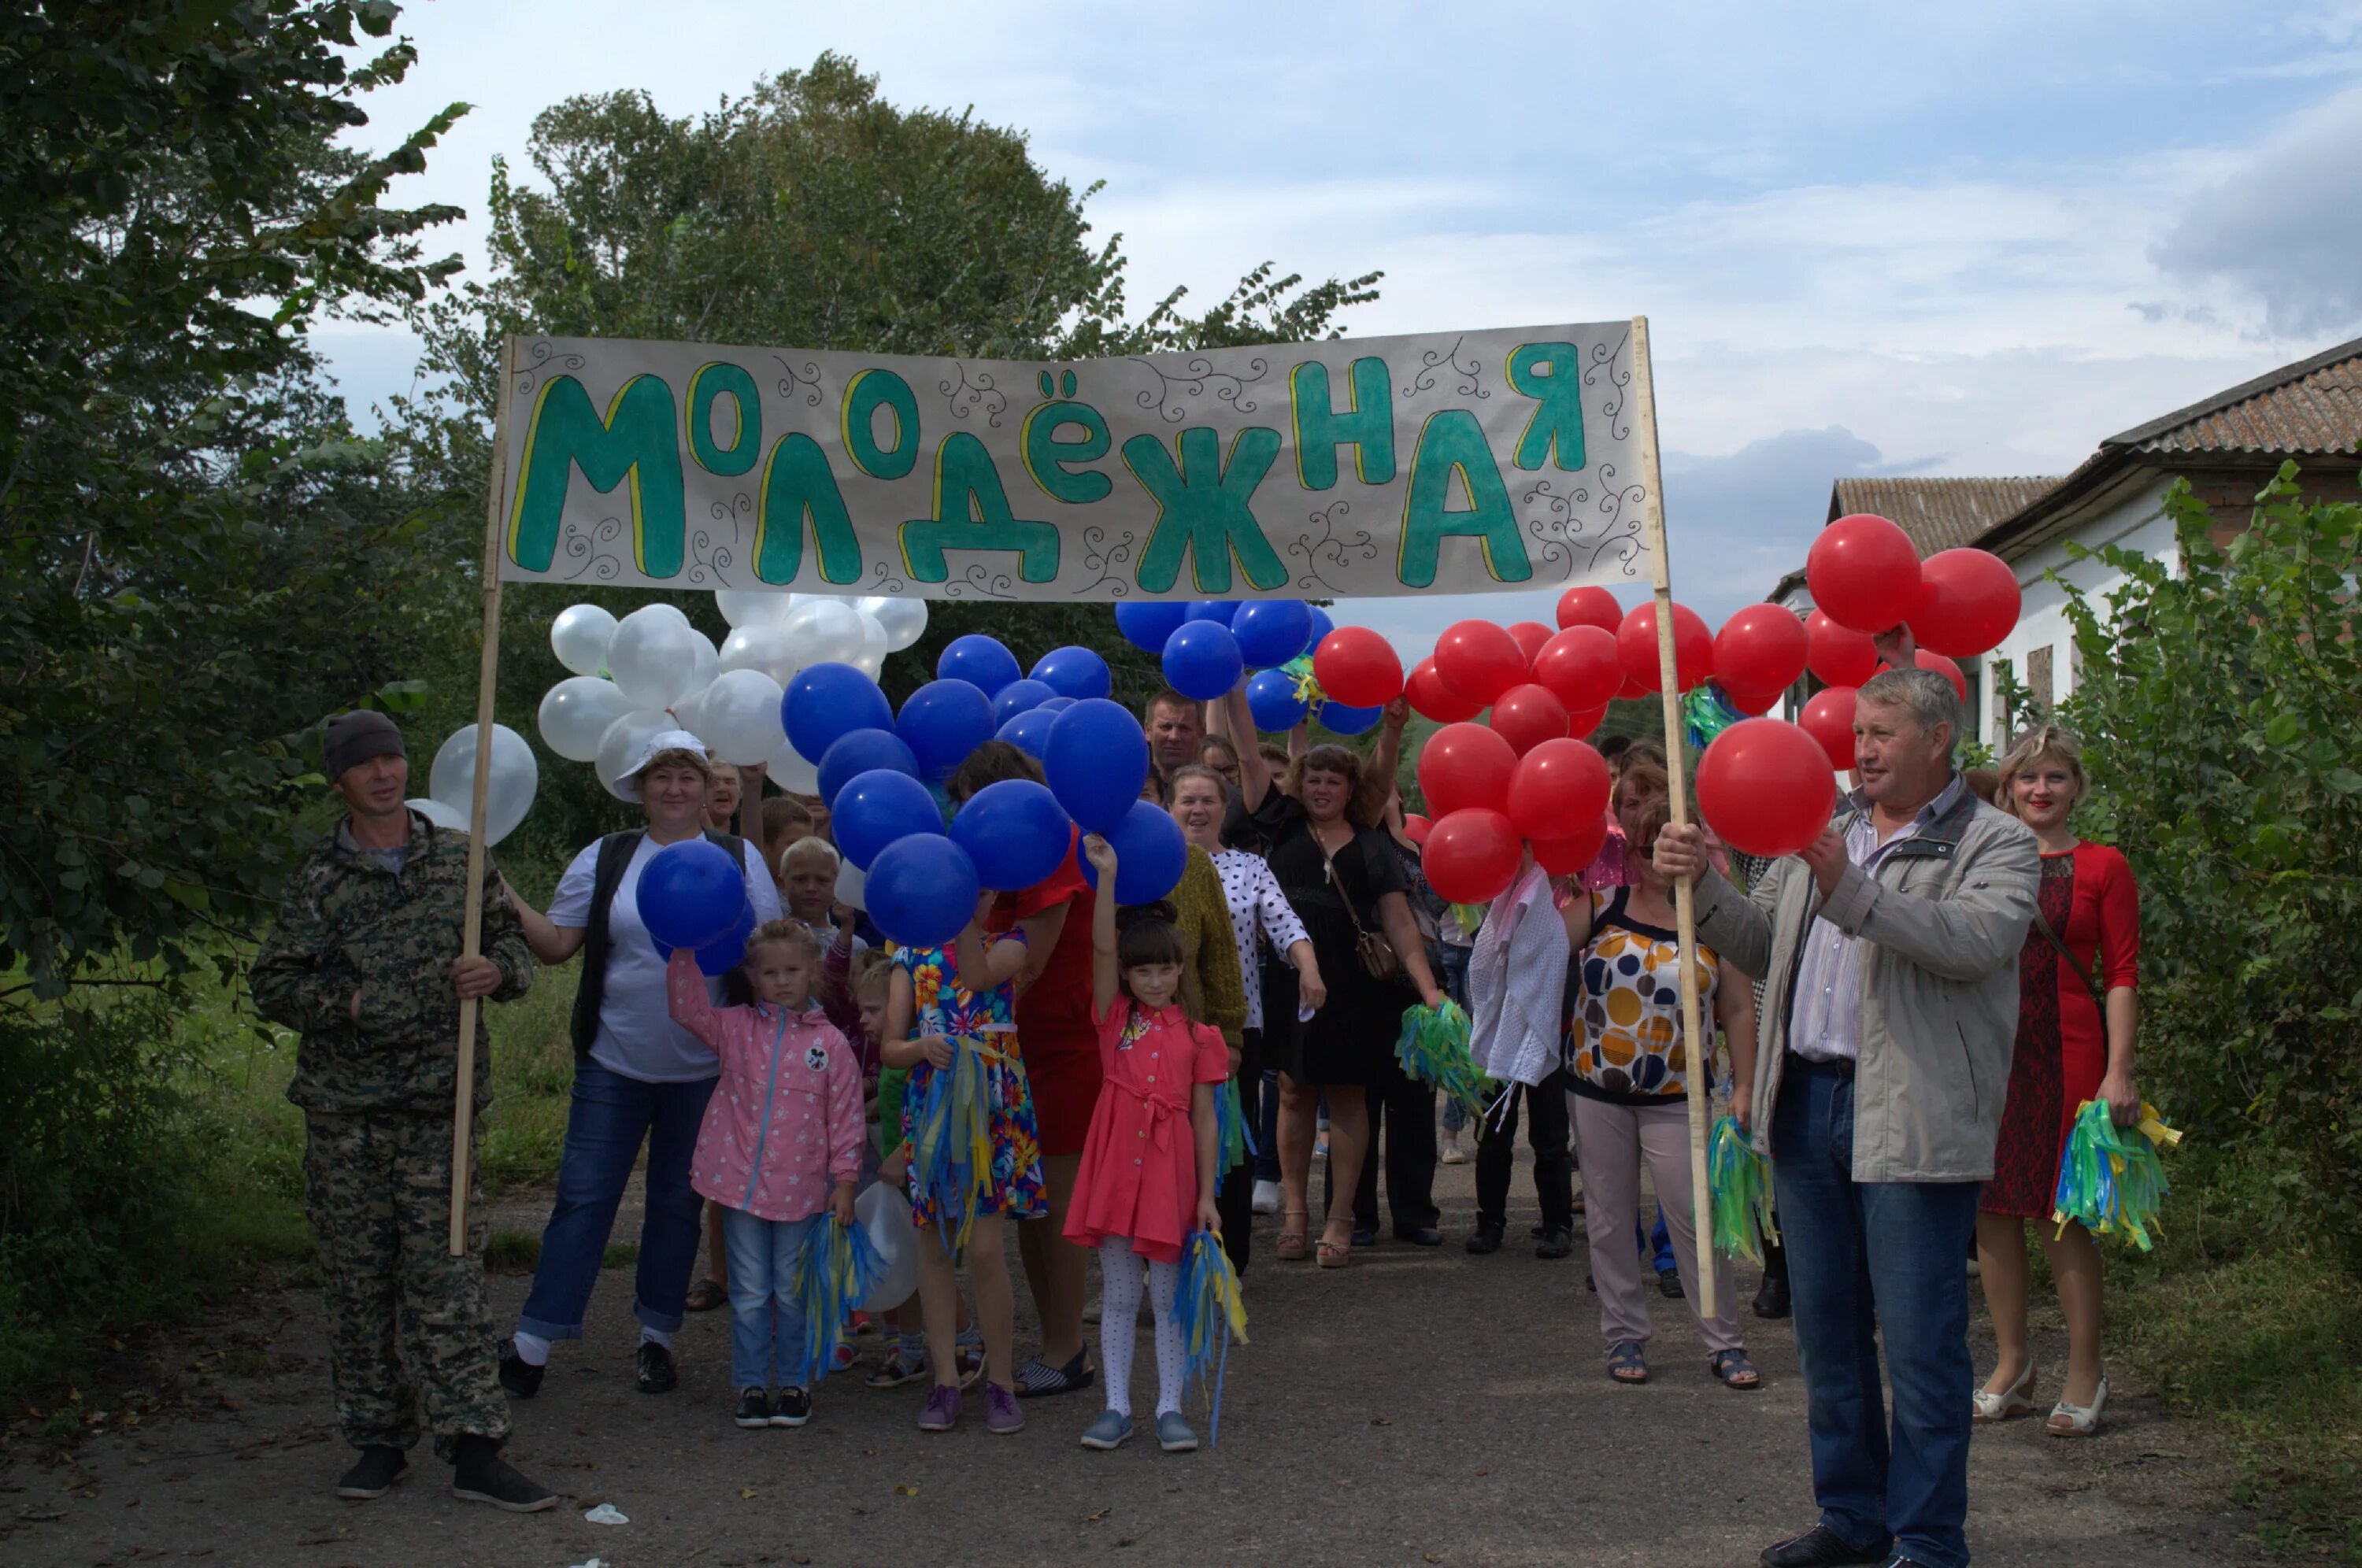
top-left (493, 730), bottom-right (782, 1399)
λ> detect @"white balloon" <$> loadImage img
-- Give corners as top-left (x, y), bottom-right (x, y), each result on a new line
top-left (718, 622), bottom-right (804, 687)
top-left (785, 597), bottom-right (864, 667)
top-left (853, 1178), bottom-right (918, 1311)
top-left (714, 589), bottom-right (796, 627)
top-left (859, 594), bottom-right (929, 653)
top-left (644, 601), bottom-right (693, 628)
top-left (538, 675), bottom-right (632, 762)
top-left (767, 735), bottom-right (821, 795)
top-left (594, 709), bottom-right (672, 800)
top-left (691, 668), bottom-right (787, 765)
top-left (550, 604), bottom-right (616, 678)
top-left (607, 605), bottom-right (698, 709)
top-left (833, 860), bottom-right (868, 911)
top-left (427, 723), bottom-right (539, 846)
top-left (850, 612), bottom-right (889, 679)
top-left (406, 796), bottom-right (466, 830)
top-left (681, 629), bottom-right (720, 701)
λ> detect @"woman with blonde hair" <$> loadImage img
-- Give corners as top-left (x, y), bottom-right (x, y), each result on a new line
top-left (1974, 724), bottom-right (2141, 1437)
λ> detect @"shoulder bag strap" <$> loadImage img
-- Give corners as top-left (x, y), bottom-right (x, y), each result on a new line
top-left (2028, 901), bottom-right (2102, 1000)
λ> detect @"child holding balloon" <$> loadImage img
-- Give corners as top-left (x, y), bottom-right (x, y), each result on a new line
top-left (1066, 834), bottom-right (1228, 1455)
top-left (663, 920), bottom-right (864, 1429)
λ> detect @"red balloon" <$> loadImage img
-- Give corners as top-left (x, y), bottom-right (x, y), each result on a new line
top-left (1617, 674), bottom-right (1649, 701)
top-left (1616, 602), bottom-right (1713, 694)
top-left (1531, 625), bottom-right (1621, 712)
top-left (1875, 650), bottom-right (1968, 704)
top-left (1800, 686), bottom-right (1858, 771)
top-left (1434, 619), bottom-right (1531, 708)
top-left (1488, 682), bottom-right (1570, 756)
top-left (1403, 813), bottom-right (1433, 846)
top-left (1695, 719), bottom-right (1840, 858)
top-left (1714, 605), bottom-right (1809, 699)
top-left (1532, 815), bottom-right (1612, 878)
top-left (1404, 656), bottom-right (1482, 723)
top-left (1568, 703), bottom-right (1608, 738)
top-left (1421, 808), bottom-right (1523, 904)
top-left (1720, 682), bottom-right (1786, 716)
top-left (1807, 512), bottom-right (1923, 634)
top-left (1507, 621), bottom-right (1554, 666)
top-left (1908, 549), bottom-right (2020, 657)
top-left (1805, 610), bottom-right (1881, 688)
top-left (1416, 722), bottom-right (1519, 819)
top-left (1312, 626), bottom-right (1404, 708)
top-left (1556, 585), bottom-right (1623, 633)
top-left (1507, 736), bottom-right (1612, 842)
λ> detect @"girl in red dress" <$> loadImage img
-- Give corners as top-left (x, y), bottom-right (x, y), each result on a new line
top-left (1065, 834), bottom-right (1227, 1455)
top-left (1975, 726), bottom-right (2142, 1437)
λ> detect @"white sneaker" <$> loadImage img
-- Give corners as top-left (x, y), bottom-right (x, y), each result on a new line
top-left (1250, 1179), bottom-right (1281, 1215)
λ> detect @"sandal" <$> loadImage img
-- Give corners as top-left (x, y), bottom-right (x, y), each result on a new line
top-left (1973, 1360), bottom-right (2037, 1422)
top-left (1315, 1228), bottom-right (1352, 1269)
top-left (683, 1278), bottom-right (727, 1313)
top-left (1709, 1349), bottom-right (1762, 1390)
top-left (2046, 1375), bottom-right (2108, 1437)
top-left (1606, 1341), bottom-right (1648, 1384)
top-left (1277, 1210), bottom-right (1310, 1262)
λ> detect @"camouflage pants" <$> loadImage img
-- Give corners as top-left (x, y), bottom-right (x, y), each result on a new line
top-left (302, 1111), bottom-right (509, 1462)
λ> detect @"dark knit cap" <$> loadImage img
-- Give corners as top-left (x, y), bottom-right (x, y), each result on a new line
top-left (324, 710), bottom-right (405, 782)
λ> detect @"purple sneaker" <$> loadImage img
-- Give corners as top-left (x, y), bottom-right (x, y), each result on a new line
top-left (984, 1381), bottom-right (1024, 1435)
top-left (916, 1383), bottom-right (961, 1433)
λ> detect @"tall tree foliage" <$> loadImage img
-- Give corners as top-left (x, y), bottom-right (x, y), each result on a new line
top-left (0, 0), bottom-right (469, 996)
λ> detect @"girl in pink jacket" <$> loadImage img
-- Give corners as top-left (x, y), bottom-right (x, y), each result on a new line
top-left (667, 919), bottom-right (864, 1431)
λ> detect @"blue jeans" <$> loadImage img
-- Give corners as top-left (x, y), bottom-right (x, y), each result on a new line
top-left (721, 1208), bottom-right (817, 1389)
top-left (1435, 945), bottom-right (1472, 1132)
top-left (518, 1062), bottom-right (716, 1341)
top-left (1773, 1059), bottom-right (1982, 1568)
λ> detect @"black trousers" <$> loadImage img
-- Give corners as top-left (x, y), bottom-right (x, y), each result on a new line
top-left (1474, 1069), bottom-right (1575, 1232)
top-left (1322, 1058), bottom-right (1438, 1234)
top-left (1214, 1027), bottom-right (1263, 1274)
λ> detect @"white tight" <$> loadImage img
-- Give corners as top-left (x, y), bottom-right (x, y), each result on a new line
top-left (1098, 1237), bottom-right (1185, 1418)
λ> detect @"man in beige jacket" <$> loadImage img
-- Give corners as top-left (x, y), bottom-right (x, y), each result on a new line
top-left (1659, 659), bottom-right (2037, 1568)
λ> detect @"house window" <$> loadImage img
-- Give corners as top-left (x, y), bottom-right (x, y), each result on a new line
top-left (2027, 645), bottom-right (2054, 712)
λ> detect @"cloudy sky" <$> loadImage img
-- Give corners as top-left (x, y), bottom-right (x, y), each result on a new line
top-left (325, 0), bottom-right (2362, 653)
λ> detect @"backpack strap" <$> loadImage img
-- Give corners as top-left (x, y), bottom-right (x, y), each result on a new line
top-left (568, 830), bottom-right (644, 1059)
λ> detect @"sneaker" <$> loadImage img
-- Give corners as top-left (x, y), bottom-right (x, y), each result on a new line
top-left (735, 1387), bottom-right (774, 1429)
top-left (1464, 1222), bottom-right (1504, 1256)
top-left (635, 1341), bottom-right (678, 1394)
top-left (1657, 1268), bottom-right (1684, 1300)
top-left (985, 1381), bottom-right (1024, 1435)
top-left (1079, 1409), bottom-right (1135, 1449)
top-left (916, 1383), bottom-right (961, 1433)
top-left (1536, 1226), bottom-right (1575, 1260)
top-left (1154, 1410), bottom-right (1199, 1452)
top-left (772, 1385), bottom-right (813, 1427)
top-left (1439, 1141), bottom-right (1467, 1166)
top-left (868, 1340), bottom-right (930, 1389)
top-left (496, 1341), bottom-right (543, 1400)
top-left (450, 1437), bottom-right (556, 1514)
top-left (1249, 1179), bottom-right (1281, 1216)
top-left (335, 1444), bottom-right (406, 1500)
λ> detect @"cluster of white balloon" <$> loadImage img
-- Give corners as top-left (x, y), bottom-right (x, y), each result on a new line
top-left (536, 594), bottom-right (931, 801)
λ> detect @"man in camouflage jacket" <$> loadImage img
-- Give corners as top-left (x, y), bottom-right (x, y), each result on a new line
top-left (250, 711), bottom-right (553, 1511)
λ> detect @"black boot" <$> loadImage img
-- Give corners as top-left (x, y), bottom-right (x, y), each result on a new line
top-left (1464, 1222), bottom-right (1504, 1256)
top-left (335, 1445), bottom-right (406, 1500)
top-left (450, 1434), bottom-right (556, 1513)
top-left (1753, 1241), bottom-right (1791, 1320)
top-left (497, 1340), bottom-right (544, 1399)
top-left (1535, 1226), bottom-right (1575, 1259)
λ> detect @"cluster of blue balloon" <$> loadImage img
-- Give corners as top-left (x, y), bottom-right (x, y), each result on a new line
top-left (1113, 597), bottom-right (1375, 736)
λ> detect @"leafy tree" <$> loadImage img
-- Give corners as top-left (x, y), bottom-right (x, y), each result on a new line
top-left (2053, 467), bottom-right (2362, 1261)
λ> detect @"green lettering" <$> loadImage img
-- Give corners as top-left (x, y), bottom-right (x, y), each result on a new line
top-left (1398, 410), bottom-right (1532, 589)
top-left (754, 433), bottom-right (864, 585)
top-left (1121, 427), bottom-right (1290, 594)
top-left (899, 433), bottom-right (1060, 584)
top-left (841, 368), bottom-right (920, 479)
top-left (1289, 357), bottom-right (1394, 490)
top-left (1020, 399), bottom-right (1113, 503)
top-left (686, 361), bottom-right (761, 476)
top-left (505, 373), bottom-right (685, 577)
top-left (1506, 342), bottom-right (1586, 472)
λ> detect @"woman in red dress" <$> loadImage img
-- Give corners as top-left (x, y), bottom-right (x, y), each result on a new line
top-left (1974, 726), bottom-right (2142, 1437)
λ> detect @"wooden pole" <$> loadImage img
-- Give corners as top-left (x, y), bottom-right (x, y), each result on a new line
top-left (450, 338), bottom-right (517, 1256)
top-left (1627, 316), bottom-right (1718, 1307)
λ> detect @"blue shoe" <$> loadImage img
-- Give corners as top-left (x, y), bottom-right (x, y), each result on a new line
top-left (1154, 1410), bottom-right (1198, 1452)
top-left (1079, 1409), bottom-right (1134, 1450)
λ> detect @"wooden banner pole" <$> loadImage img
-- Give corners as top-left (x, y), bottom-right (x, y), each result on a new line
top-left (1626, 316), bottom-right (1718, 1308)
top-left (450, 337), bottom-right (517, 1257)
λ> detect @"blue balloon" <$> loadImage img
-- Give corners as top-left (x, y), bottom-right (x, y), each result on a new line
top-left (1078, 798), bottom-right (1189, 906)
top-left (1031, 645), bottom-right (1113, 701)
top-left (832, 768), bottom-right (946, 871)
top-left (1162, 619), bottom-right (1244, 700)
top-left (635, 838), bottom-right (745, 951)
top-left (783, 662), bottom-right (894, 767)
top-left (1305, 605), bottom-right (1336, 651)
top-left (1187, 600), bottom-right (1242, 626)
top-left (1038, 696), bottom-right (1076, 713)
top-left (992, 679), bottom-right (1057, 728)
top-left (936, 634), bottom-right (1022, 695)
top-left (1114, 601), bottom-right (1188, 654)
top-left (817, 728), bottom-right (920, 806)
top-left (996, 707), bottom-right (1059, 760)
top-left (1247, 668), bottom-right (1311, 731)
top-left (895, 679), bottom-right (995, 783)
top-left (865, 835), bottom-right (982, 949)
top-left (1044, 698), bottom-right (1149, 834)
top-left (1319, 700), bottom-right (1383, 736)
top-left (653, 898), bottom-right (756, 975)
top-left (949, 779), bottom-right (1075, 891)
top-left (1232, 600), bottom-right (1314, 668)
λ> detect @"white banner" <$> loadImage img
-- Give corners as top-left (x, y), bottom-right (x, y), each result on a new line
top-left (493, 323), bottom-right (1656, 601)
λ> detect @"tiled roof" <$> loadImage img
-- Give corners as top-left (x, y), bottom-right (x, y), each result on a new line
top-left (2105, 335), bottom-right (2362, 457)
top-left (1826, 477), bottom-right (2064, 555)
